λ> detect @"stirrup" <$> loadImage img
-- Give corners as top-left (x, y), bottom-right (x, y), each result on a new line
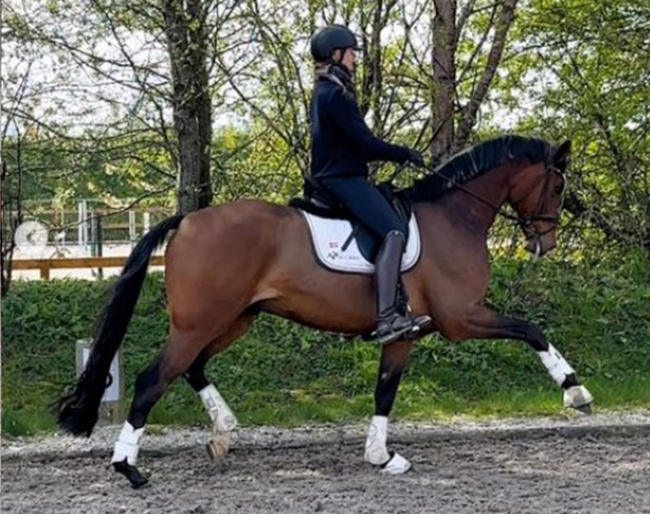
top-left (412, 314), bottom-right (432, 329)
top-left (376, 325), bottom-right (416, 345)
top-left (374, 314), bottom-right (431, 346)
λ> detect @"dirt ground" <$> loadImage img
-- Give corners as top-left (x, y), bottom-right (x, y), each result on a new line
top-left (3, 417), bottom-right (650, 514)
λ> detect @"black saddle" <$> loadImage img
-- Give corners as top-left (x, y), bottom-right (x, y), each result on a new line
top-left (288, 176), bottom-right (412, 262)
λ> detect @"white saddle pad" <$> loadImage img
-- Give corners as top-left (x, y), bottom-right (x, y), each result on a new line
top-left (302, 211), bottom-right (421, 274)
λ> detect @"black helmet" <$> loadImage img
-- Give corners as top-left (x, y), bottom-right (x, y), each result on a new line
top-left (310, 25), bottom-right (360, 62)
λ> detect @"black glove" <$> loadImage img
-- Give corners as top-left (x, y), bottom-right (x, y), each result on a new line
top-left (405, 148), bottom-right (425, 168)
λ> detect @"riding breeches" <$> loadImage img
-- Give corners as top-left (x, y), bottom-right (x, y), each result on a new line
top-left (319, 176), bottom-right (407, 240)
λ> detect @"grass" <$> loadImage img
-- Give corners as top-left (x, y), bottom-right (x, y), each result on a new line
top-left (2, 253), bottom-right (649, 438)
top-left (6, 376), bottom-right (650, 438)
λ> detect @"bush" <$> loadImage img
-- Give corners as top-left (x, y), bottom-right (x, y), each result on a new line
top-left (2, 253), bottom-right (649, 437)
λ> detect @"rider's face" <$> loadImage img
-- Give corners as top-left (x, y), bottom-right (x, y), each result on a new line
top-left (341, 48), bottom-right (356, 72)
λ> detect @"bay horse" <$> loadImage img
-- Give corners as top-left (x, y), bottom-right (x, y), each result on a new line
top-left (56, 135), bottom-right (593, 489)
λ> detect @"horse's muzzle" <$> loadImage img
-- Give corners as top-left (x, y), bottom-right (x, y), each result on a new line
top-left (524, 235), bottom-right (556, 259)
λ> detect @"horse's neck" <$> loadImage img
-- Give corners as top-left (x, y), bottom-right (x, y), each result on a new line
top-left (433, 163), bottom-right (512, 236)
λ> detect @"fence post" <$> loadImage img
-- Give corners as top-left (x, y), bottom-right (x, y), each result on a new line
top-left (143, 212), bottom-right (151, 234)
top-left (76, 339), bottom-right (125, 425)
top-left (77, 200), bottom-right (89, 256)
top-left (90, 213), bottom-right (104, 278)
top-left (129, 211), bottom-right (137, 249)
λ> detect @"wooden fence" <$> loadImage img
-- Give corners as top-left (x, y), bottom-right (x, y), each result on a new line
top-left (12, 256), bottom-right (164, 280)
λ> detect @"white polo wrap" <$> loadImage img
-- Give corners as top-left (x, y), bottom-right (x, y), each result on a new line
top-left (199, 384), bottom-right (238, 431)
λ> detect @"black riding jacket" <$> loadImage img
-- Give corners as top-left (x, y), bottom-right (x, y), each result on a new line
top-left (309, 71), bottom-right (410, 179)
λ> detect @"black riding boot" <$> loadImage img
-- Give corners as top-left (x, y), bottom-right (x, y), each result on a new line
top-left (374, 230), bottom-right (430, 345)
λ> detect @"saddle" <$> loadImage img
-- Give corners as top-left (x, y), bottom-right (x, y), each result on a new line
top-left (289, 177), bottom-right (423, 341)
top-left (289, 177), bottom-right (415, 264)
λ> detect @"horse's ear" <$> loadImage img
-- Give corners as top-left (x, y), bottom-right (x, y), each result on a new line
top-left (553, 140), bottom-right (571, 168)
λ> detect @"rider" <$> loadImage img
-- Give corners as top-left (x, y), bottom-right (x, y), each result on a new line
top-left (309, 24), bottom-right (431, 345)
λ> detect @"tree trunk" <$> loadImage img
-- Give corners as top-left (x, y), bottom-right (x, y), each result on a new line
top-left (1, 150), bottom-right (22, 297)
top-left (430, 0), bottom-right (519, 163)
top-left (360, 0), bottom-right (384, 126)
top-left (164, 0), bottom-right (213, 215)
top-left (453, 0), bottom-right (518, 152)
top-left (430, 0), bottom-right (457, 165)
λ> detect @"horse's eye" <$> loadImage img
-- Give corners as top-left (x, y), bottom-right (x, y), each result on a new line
top-left (554, 185), bottom-right (564, 195)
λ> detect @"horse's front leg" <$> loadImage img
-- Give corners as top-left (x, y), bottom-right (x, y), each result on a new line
top-left (457, 306), bottom-right (593, 411)
top-left (364, 339), bottom-right (414, 475)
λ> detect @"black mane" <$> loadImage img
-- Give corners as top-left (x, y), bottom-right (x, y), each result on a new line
top-left (405, 135), bottom-right (552, 202)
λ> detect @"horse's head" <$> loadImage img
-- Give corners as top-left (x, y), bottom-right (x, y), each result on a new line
top-left (507, 140), bottom-right (571, 258)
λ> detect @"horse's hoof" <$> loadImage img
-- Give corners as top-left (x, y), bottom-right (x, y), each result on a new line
top-left (574, 403), bottom-right (592, 415)
top-left (563, 385), bottom-right (594, 413)
top-left (112, 459), bottom-right (150, 489)
top-left (379, 452), bottom-right (411, 475)
top-left (206, 436), bottom-right (229, 463)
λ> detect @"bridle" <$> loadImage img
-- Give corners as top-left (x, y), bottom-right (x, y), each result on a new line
top-left (513, 163), bottom-right (564, 234)
top-left (422, 160), bottom-right (565, 248)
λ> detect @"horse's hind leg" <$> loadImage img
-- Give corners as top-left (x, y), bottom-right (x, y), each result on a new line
top-left (111, 328), bottom-right (214, 488)
top-left (457, 305), bottom-right (593, 412)
top-left (183, 314), bottom-right (256, 462)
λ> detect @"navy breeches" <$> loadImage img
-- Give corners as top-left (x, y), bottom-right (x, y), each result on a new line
top-left (320, 176), bottom-right (406, 240)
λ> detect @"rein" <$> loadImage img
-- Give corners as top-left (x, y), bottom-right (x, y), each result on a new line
top-left (417, 161), bottom-right (562, 234)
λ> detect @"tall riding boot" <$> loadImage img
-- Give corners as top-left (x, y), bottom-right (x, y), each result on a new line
top-left (374, 230), bottom-right (430, 345)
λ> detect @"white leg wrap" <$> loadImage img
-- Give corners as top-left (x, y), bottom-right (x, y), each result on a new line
top-left (199, 384), bottom-right (237, 431)
top-left (364, 415), bottom-right (390, 465)
top-left (538, 343), bottom-right (575, 386)
top-left (111, 421), bottom-right (144, 466)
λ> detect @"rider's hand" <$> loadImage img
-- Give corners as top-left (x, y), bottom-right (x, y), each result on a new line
top-left (405, 148), bottom-right (425, 168)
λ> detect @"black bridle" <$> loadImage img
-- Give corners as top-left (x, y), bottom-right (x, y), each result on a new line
top-left (513, 163), bottom-right (565, 241)
top-left (420, 161), bottom-right (565, 239)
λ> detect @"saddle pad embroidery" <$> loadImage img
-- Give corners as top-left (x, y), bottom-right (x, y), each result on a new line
top-left (302, 212), bottom-right (422, 274)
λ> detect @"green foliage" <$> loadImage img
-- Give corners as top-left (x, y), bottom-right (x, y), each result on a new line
top-left (3, 254), bottom-right (649, 437)
top-left (0, 132), bottom-right (174, 205)
top-left (500, 0), bottom-right (650, 252)
top-left (5, 0), bottom-right (649, 258)
top-left (2, 0), bottom-right (650, 435)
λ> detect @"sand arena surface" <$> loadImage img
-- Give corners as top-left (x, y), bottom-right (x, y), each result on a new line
top-left (3, 413), bottom-right (650, 514)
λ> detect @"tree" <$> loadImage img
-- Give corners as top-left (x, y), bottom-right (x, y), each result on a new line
top-left (163, 0), bottom-right (213, 212)
top-left (429, 0), bottom-right (519, 163)
top-left (2, 0), bottom-right (241, 215)
top-left (507, 0), bottom-right (650, 254)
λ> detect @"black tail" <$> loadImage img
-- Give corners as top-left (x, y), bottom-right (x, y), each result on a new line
top-left (55, 214), bottom-right (185, 436)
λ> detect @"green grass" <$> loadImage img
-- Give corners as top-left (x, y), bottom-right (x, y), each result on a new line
top-left (6, 376), bottom-right (650, 438)
top-left (2, 252), bottom-right (650, 438)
